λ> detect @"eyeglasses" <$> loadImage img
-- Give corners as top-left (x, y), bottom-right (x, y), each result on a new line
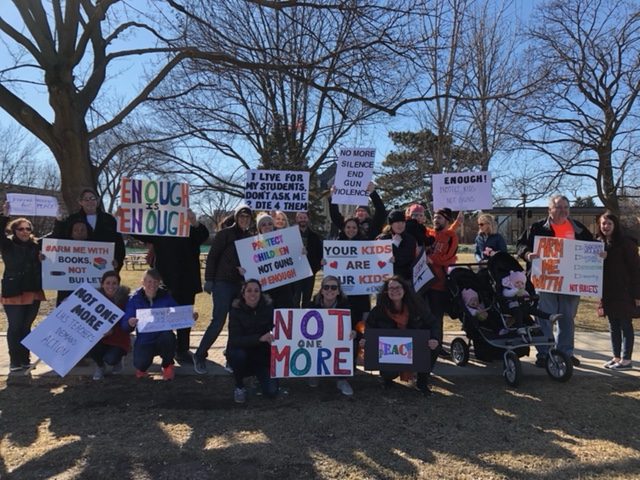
top-left (322, 285), bottom-right (339, 291)
top-left (16, 227), bottom-right (32, 232)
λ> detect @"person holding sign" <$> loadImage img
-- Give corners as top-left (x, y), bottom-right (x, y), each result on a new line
top-left (329, 182), bottom-right (386, 240)
top-left (596, 211), bottom-right (640, 370)
top-left (516, 195), bottom-right (595, 368)
top-left (377, 210), bottom-right (417, 282)
top-left (51, 216), bottom-right (90, 306)
top-left (226, 279), bottom-right (279, 403)
top-left (474, 213), bottom-right (507, 263)
top-left (122, 269), bottom-right (178, 380)
top-left (305, 275), bottom-right (356, 396)
top-left (364, 276), bottom-right (440, 396)
top-left (89, 271), bottom-right (131, 380)
top-left (272, 210), bottom-right (290, 229)
top-left (255, 213), bottom-right (294, 308)
top-left (292, 211), bottom-right (323, 308)
top-left (54, 188), bottom-right (125, 271)
top-left (1, 203), bottom-right (45, 372)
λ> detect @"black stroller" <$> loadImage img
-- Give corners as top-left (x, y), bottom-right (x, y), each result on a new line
top-left (447, 252), bottom-right (573, 386)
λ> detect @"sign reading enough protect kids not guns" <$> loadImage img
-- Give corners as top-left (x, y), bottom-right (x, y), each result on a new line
top-left (322, 240), bottom-right (394, 295)
top-left (22, 284), bottom-right (124, 377)
top-left (117, 178), bottom-right (190, 237)
top-left (530, 237), bottom-right (604, 297)
top-left (41, 239), bottom-right (114, 290)
top-left (235, 226), bottom-right (312, 291)
top-left (270, 308), bottom-right (353, 378)
top-left (432, 171), bottom-right (492, 210)
top-left (244, 169), bottom-right (309, 212)
top-left (332, 147), bottom-right (375, 205)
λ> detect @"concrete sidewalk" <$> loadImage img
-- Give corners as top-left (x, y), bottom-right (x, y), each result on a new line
top-left (1, 331), bottom-right (638, 380)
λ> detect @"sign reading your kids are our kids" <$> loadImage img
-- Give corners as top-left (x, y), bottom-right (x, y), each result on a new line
top-left (332, 147), bottom-right (375, 206)
top-left (244, 169), bottom-right (309, 212)
top-left (117, 178), bottom-right (190, 237)
top-left (322, 240), bottom-right (394, 295)
top-left (432, 171), bottom-right (492, 210)
top-left (41, 239), bottom-right (115, 290)
top-left (235, 226), bottom-right (312, 291)
top-left (270, 308), bottom-right (353, 378)
top-left (530, 237), bottom-right (604, 297)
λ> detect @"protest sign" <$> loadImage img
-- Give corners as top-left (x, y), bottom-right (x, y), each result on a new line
top-left (22, 284), bottom-right (124, 376)
top-left (271, 308), bottom-right (353, 378)
top-left (117, 178), bottom-right (190, 237)
top-left (136, 305), bottom-right (194, 333)
top-left (322, 240), bottom-right (393, 295)
top-left (332, 148), bottom-right (375, 205)
top-left (235, 226), bottom-right (312, 291)
top-left (42, 239), bottom-right (114, 290)
top-left (432, 171), bottom-right (492, 210)
top-left (413, 247), bottom-right (435, 292)
top-left (364, 329), bottom-right (431, 372)
top-left (244, 169), bottom-right (309, 212)
top-left (7, 193), bottom-right (59, 217)
top-left (530, 237), bottom-right (604, 297)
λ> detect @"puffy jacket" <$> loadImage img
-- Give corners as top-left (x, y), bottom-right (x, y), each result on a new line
top-left (204, 224), bottom-right (252, 284)
top-left (227, 295), bottom-right (274, 349)
top-left (121, 286), bottom-right (178, 345)
top-left (0, 215), bottom-right (42, 297)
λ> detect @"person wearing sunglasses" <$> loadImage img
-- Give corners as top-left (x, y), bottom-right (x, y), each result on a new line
top-left (305, 275), bottom-right (356, 396)
top-left (474, 213), bottom-right (507, 263)
top-left (1, 201), bottom-right (45, 372)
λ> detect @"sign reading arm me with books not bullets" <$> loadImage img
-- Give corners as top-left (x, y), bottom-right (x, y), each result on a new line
top-left (322, 240), bottom-right (394, 295)
top-left (117, 178), bottom-right (190, 237)
top-left (531, 237), bottom-right (604, 297)
top-left (41, 239), bottom-right (115, 290)
top-left (270, 308), bottom-right (353, 378)
top-left (332, 147), bottom-right (375, 205)
top-left (235, 226), bottom-right (312, 291)
top-left (244, 169), bottom-right (309, 212)
top-left (432, 171), bottom-right (492, 210)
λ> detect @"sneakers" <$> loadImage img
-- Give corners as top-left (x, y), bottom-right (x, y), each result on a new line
top-left (92, 367), bottom-right (105, 381)
top-left (336, 379), bottom-right (354, 396)
top-left (135, 369), bottom-right (149, 379)
top-left (9, 364), bottom-right (23, 372)
top-left (571, 356), bottom-right (581, 367)
top-left (234, 387), bottom-right (247, 404)
top-left (549, 313), bottom-right (563, 323)
top-left (162, 364), bottom-right (175, 381)
top-left (609, 362), bottom-right (633, 370)
top-left (603, 359), bottom-right (619, 369)
top-left (193, 356), bottom-right (208, 375)
top-left (111, 359), bottom-right (124, 374)
top-left (307, 377), bottom-right (320, 388)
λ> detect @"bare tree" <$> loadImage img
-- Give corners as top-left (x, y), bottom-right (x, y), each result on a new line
top-left (521, 0), bottom-right (640, 214)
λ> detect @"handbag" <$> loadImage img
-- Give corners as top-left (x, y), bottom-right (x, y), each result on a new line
top-left (1, 276), bottom-right (23, 298)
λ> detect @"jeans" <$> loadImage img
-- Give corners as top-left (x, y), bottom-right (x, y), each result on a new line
top-left (608, 316), bottom-right (634, 360)
top-left (195, 281), bottom-right (240, 360)
top-left (226, 346), bottom-right (279, 398)
top-left (133, 331), bottom-right (176, 371)
top-left (4, 302), bottom-right (40, 367)
top-left (89, 342), bottom-right (126, 367)
top-left (536, 292), bottom-right (580, 358)
top-left (292, 274), bottom-right (316, 308)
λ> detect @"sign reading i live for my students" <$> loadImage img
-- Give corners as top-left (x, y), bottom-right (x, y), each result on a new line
top-left (117, 178), bottom-right (190, 237)
top-left (244, 169), bottom-right (309, 212)
top-left (270, 308), bottom-right (353, 378)
top-left (530, 237), bottom-right (604, 297)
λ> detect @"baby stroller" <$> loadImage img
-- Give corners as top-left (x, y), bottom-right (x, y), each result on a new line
top-left (447, 252), bottom-right (573, 387)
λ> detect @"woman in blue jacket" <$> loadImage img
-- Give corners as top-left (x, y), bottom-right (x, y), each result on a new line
top-left (474, 213), bottom-right (507, 263)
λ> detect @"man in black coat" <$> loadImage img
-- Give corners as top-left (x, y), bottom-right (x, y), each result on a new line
top-left (292, 211), bottom-right (323, 307)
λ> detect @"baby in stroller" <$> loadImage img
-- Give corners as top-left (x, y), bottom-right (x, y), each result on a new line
top-left (461, 288), bottom-right (489, 322)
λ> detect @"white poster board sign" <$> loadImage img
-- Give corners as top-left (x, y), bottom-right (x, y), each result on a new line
top-left (22, 284), bottom-right (124, 377)
top-left (530, 237), bottom-right (603, 297)
top-left (413, 248), bottom-right (435, 292)
top-left (235, 226), bottom-right (312, 291)
top-left (271, 308), bottom-right (353, 378)
top-left (42, 239), bottom-right (115, 290)
top-left (322, 240), bottom-right (393, 295)
top-left (6, 193), bottom-right (59, 217)
top-left (332, 148), bottom-right (375, 205)
top-left (136, 305), bottom-right (194, 333)
top-left (244, 169), bottom-right (309, 212)
top-left (432, 171), bottom-right (492, 210)
top-left (117, 178), bottom-right (190, 237)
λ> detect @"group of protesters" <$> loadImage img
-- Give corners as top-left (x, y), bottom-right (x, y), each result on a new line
top-left (2, 186), bottom-right (639, 403)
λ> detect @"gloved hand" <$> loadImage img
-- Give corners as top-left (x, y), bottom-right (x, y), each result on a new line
top-left (203, 280), bottom-right (213, 294)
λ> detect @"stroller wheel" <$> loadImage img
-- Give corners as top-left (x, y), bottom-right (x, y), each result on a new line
top-left (503, 351), bottom-right (522, 387)
top-left (546, 348), bottom-right (573, 382)
top-left (450, 337), bottom-right (469, 366)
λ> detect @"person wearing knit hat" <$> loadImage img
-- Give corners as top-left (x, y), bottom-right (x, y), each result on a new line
top-left (256, 212), bottom-right (274, 231)
top-left (194, 204), bottom-right (254, 374)
top-left (406, 203), bottom-right (426, 224)
top-left (376, 209), bottom-right (416, 281)
top-left (435, 208), bottom-right (454, 224)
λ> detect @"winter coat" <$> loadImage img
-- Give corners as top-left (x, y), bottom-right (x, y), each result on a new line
top-left (601, 236), bottom-right (640, 319)
top-left (227, 295), bottom-right (274, 349)
top-left (121, 287), bottom-right (178, 345)
top-left (99, 285), bottom-right (131, 352)
top-left (376, 231), bottom-right (416, 282)
top-left (474, 233), bottom-right (508, 262)
top-left (204, 223), bottom-right (252, 284)
top-left (329, 190), bottom-right (387, 240)
top-left (0, 215), bottom-right (42, 297)
top-left (299, 227), bottom-right (323, 274)
top-left (367, 303), bottom-right (440, 341)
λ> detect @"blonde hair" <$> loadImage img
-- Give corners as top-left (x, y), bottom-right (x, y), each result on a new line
top-left (477, 213), bottom-right (495, 235)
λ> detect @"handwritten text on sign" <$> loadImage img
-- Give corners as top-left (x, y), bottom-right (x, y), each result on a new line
top-left (322, 240), bottom-right (393, 295)
top-left (245, 169), bottom-right (309, 212)
top-left (136, 305), bottom-right (194, 333)
top-left (531, 237), bottom-right (603, 297)
top-left (7, 193), bottom-right (59, 217)
top-left (22, 284), bottom-right (124, 376)
top-left (413, 247), bottom-right (435, 292)
top-left (271, 308), bottom-right (353, 378)
top-left (332, 148), bottom-right (375, 205)
top-left (118, 178), bottom-right (190, 237)
top-left (235, 226), bottom-right (312, 291)
top-left (432, 171), bottom-right (492, 210)
top-left (42, 239), bottom-right (114, 290)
